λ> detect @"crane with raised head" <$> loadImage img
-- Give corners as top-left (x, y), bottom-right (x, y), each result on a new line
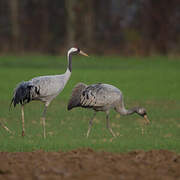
top-left (11, 47), bottom-right (89, 138)
top-left (68, 82), bottom-right (149, 137)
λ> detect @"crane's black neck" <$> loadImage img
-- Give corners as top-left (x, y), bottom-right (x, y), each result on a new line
top-left (68, 54), bottom-right (72, 72)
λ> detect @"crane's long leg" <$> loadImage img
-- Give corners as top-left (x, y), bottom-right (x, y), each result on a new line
top-left (106, 111), bottom-right (116, 137)
top-left (87, 111), bottom-right (96, 138)
top-left (41, 105), bottom-right (48, 139)
top-left (21, 105), bottom-right (25, 136)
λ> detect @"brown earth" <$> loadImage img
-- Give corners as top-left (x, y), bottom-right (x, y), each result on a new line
top-left (0, 149), bottom-right (179, 180)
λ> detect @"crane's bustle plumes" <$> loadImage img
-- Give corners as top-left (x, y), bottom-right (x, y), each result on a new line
top-left (11, 81), bottom-right (36, 107)
top-left (68, 82), bottom-right (87, 110)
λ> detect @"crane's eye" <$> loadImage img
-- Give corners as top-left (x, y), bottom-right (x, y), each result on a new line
top-left (77, 48), bottom-right (80, 52)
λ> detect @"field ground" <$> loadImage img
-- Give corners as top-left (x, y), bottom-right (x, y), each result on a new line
top-left (0, 55), bottom-right (180, 152)
top-left (0, 149), bottom-right (179, 180)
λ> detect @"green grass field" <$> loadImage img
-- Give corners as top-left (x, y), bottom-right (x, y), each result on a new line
top-left (0, 55), bottom-right (180, 152)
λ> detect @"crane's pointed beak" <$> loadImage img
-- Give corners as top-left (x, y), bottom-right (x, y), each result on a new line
top-left (143, 114), bottom-right (150, 124)
top-left (79, 50), bottom-right (89, 57)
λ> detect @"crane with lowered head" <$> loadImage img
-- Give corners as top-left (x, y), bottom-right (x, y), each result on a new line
top-left (68, 82), bottom-right (149, 137)
top-left (11, 47), bottom-right (89, 138)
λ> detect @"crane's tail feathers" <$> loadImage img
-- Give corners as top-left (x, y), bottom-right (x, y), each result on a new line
top-left (10, 81), bottom-right (34, 108)
top-left (68, 82), bottom-right (87, 110)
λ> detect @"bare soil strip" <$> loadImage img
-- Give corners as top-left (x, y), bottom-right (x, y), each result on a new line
top-left (0, 149), bottom-right (179, 180)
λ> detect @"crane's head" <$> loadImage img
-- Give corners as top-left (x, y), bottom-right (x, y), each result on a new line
top-left (136, 107), bottom-right (150, 124)
top-left (68, 47), bottom-right (89, 57)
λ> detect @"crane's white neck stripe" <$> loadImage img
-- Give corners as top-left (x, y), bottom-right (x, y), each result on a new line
top-left (67, 47), bottom-right (78, 72)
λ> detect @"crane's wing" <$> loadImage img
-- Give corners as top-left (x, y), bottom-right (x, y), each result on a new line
top-left (80, 83), bottom-right (120, 108)
top-left (31, 75), bottom-right (65, 97)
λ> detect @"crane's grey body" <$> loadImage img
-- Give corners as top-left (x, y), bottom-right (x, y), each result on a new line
top-left (68, 82), bottom-right (149, 137)
top-left (31, 70), bottom-right (71, 103)
top-left (15, 70), bottom-right (71, 105)
top-left (11, 47), bottom-right (88, 138)
top-left (68, 83), bottom-right (128, 114)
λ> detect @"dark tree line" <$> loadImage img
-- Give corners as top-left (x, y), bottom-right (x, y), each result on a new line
top-left (0, 0), bottom-right (180, 55)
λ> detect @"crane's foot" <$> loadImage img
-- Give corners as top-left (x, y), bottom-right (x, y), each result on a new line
top-left (22, 130), bottom-right (25, 137)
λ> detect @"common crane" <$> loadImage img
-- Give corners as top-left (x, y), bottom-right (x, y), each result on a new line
top-left (11, 47), bottom-right (89, 138)
top-left (68, 83), bottom-right (149, 137)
